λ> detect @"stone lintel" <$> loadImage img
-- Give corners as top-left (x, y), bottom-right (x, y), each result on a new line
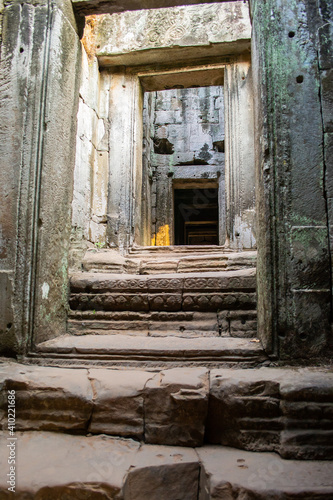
top-left (98, 42), bottom-right (250, 70)
top-left (83, 2), bottom-right (251, 68)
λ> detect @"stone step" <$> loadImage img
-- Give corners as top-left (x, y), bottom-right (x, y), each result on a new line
top-left (81, 248), bottom-right (256, 274)
top-left (68, 309), bottom-right (257, 338)
top-left (31, 334), bottom-right (266, 367)
top-left (69, 269), bottom-right (257, 315)
top-left (128, 244), bottom-right (228, 255)
top-left (3, 361), bottom-right (332, 460)
top-left (1, 433), bottom-right (333, 499)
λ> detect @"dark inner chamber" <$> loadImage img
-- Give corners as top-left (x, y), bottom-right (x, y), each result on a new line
top-left (174, 188), bottom-right (219, 245)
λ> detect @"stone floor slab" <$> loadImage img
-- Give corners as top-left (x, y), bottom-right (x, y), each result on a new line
top-left (0, 431), bottom-right (198, 499)
top-left (197, 445), bottom-right (333, 499)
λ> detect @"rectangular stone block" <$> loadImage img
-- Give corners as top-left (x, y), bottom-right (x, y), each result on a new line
top-left (147, 277), bottom-right (183, 292)
top-left (182, 292), bottom-right (256, 311)
top-left (144, 368), bottom-right (209, 447)
top-left (148, 293), bottom-right (182, 311)
top-left (0, 364), bottom-right (93, 433)
top-left (290, 226), bottom-right (330, 290)
top-left (325, 133), bottom-right (333, 197)
top-left (0, 272), bottom-right (14, 353)
top-left (88, 369), bottom-right (152, 439)
top-left (123, 445), bottom-right (199, 500)
top-left (291, 290), bottom-right (330, 354)
top-left (322, 69), bottom-right (333, 132)
top-left (319, 22), bottom-right (333, 70)
top-left (206, 368), bottom-right (333, 459)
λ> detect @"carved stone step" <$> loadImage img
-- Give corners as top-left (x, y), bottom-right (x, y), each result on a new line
top-left (2, 431), bottom-right (332, 499)
top-left (69, 269), bottom-right (257, 315)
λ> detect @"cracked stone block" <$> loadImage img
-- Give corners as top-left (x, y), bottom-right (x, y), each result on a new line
top-left (197, 446), bottom-right (333, 500)
top-left (123, 444), bottom-right (199, 500)
top-left (144, 367), bottom-right (209, 447)
top-left (88, 369), bottom-right (153, 439)
top-left (0, 363), bottom-right (93, 433)
top-left (206, 368), bottom-right (333, 459)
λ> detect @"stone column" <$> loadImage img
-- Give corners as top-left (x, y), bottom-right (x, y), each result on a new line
top-left (107, 70), bottom-right (143, 250)
top-left (0, 0), bottom-right (81, 351)
top-left (251, 0), bottom-right (332, 358)
top-left (224, 56), bottom-right (256, 250)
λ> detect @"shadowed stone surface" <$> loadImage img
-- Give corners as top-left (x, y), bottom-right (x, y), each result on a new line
top-left (206, 367), bottom-right (333, 459)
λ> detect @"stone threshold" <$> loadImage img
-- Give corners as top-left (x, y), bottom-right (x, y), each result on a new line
top-left (1, 431), bottom-right (333, 499)
top-left (81, 249), bottom-right (257, 274)
top-left (30, 334), bottom-right (267, 366)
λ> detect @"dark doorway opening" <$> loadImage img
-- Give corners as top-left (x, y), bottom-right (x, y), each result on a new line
top-left (174, 188), bottom-right (219, 245)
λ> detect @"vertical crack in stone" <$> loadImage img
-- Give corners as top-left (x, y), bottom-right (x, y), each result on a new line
top-left (317, 46), bottom-right (333, 322)
top-left (142, 372), bottom-right (156, 443)
top-left (86, 368), bottom-right (97, 434)
top-left (194, 448), bottom-right (203, 500)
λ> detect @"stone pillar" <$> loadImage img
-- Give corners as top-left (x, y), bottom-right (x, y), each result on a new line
top-left (251, 0), bottom-right (332, 358)
top-left (0, 0), bottom-right (81, 351)
top-left (107, 71), bottom-right (143, 250)
top-left (224, 56), bottom-right (256, 250)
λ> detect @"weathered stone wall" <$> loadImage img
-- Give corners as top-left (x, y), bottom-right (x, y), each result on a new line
top-left (0, 0), bottom-right (81, 352)
top-left (143, 86), bottom-right (225, 246)
top-left (251, 0), bottom-right (333, 359)
top-left (70, 41), bottom-right (110, 269)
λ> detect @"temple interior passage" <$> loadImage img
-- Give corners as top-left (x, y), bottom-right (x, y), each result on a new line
top-left (143, 86), bottom-right (225, 246)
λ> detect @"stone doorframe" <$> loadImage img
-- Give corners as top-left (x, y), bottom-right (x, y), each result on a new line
top-left (1, 0), bottom-right (331, 361)
top-left (104, 58), bottom-right (255, 252)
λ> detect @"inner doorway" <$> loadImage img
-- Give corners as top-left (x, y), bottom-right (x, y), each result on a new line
top-left (142, 84), bottom-right (225, 246)
top-left (174, 187), bottom-right (219, 245)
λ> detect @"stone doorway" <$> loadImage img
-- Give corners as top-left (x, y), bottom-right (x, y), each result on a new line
top-left (173, 188), bottom-right (219, 245)
top-left (143, 84), bottom-right (225, 247)
top-left (26, 2), bottom-right (259, 356)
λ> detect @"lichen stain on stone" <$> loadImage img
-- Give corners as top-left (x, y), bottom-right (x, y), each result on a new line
top-left (42, 282), bottom-right (50, 300)
top-left (82, 15), bottom-right (99, 61)
top-left (155, 225), bottom-right (170, 246)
